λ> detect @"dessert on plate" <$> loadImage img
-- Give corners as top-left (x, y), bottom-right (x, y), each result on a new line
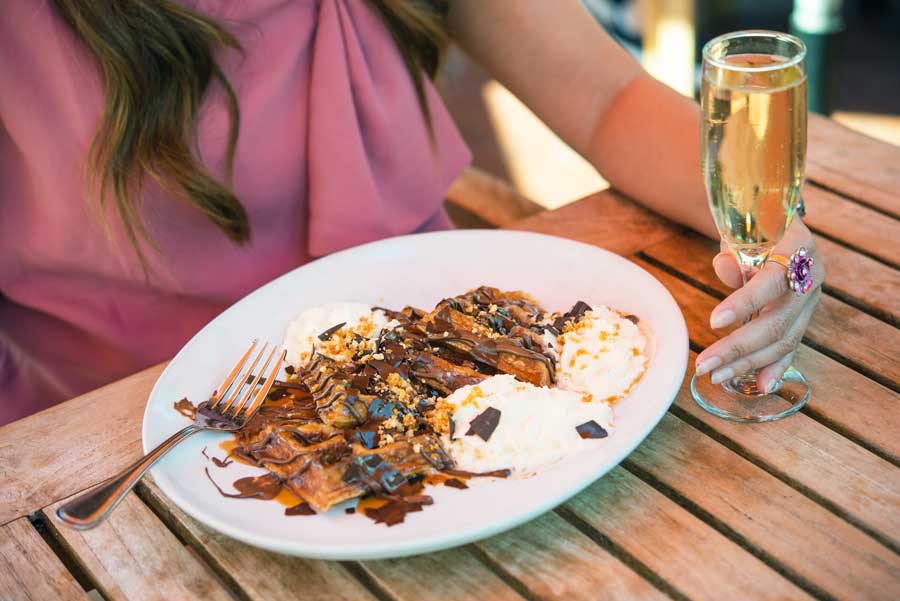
top-left (181, 286), bottom-right (652, 526)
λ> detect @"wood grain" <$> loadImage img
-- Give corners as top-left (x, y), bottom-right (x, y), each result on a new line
top-left (0, 363), bottom-right (165, 525)
top-left (813, 236), bottom-right (900, 325)
top-left (633, 255), bottom-right (900, 463)
top-left (563, 467), bottom-right (814, 601)
top-left (445, 166), bottom-right (544, 227)
top-left (0, 517), bottom-right (85, 601)
top-left (627, 414), bottom-right (900, 601)
top-left (640, 232), bottom-right (900, 388)
top-left (507, 189), bottom-right (682, 256)
top-left (46, 492), bottom-right (233, 601)
top-left (474, 510), bottom-right (667, 601)
top-left (360, 547), bottom-right (526, 601)
top-left (803, 184), bottom-right (900, 268)
top-left (677, 352), bottom-right (900, 548)
top-left (139, 477), bottom-right (378, 601)
top-left (808, 114), bottom-right (900, 217)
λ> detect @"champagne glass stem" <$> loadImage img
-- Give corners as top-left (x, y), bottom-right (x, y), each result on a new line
top-left (723, 246), bottom-right (771, 394)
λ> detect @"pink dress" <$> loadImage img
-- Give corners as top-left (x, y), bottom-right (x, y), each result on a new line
top-left (0, 0), bottom-right (470, 425)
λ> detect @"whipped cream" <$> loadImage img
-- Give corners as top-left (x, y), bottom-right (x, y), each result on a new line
top-left (442, 375), bottom-right (614, 474)
top-left (283, 302), bottom-right (393, 367)
top-left (556, 307), bottom-right (650, 403)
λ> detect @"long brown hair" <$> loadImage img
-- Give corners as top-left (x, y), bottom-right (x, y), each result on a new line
top-left (51, 0), bottom-right (449, 269)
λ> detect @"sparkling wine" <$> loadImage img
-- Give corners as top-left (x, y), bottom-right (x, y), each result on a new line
top-left (701, 54), bottom-right (807, 267)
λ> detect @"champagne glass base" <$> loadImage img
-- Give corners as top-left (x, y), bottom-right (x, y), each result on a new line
top-left (690, 367), bottom-right (810, 423)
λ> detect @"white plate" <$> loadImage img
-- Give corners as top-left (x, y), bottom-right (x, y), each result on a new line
top-left (143, 230), bottom-right (688, 560)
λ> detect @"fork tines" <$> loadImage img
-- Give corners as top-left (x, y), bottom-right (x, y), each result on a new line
top-left (210, 340), bottom-right (286, 421)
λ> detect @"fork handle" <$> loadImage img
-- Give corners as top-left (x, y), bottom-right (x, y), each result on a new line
top-left (55, 425), bottom-right (200, 530)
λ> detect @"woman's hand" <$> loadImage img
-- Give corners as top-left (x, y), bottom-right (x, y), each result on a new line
top-left (694, 218), bottom-right (824, 393)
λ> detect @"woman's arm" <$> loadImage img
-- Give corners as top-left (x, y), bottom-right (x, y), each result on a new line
top-left (446, 0), bottom-right (716, 236)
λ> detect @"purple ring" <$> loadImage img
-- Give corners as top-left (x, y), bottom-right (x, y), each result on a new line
top-left (787, 247), bottom-right (814, 295)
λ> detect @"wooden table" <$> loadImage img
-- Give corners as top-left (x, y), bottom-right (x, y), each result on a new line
top-left (2, 114), bottom-right (898, 601)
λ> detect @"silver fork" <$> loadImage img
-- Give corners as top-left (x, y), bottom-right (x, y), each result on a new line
top-left (55, 340), bottom-right (286, 530)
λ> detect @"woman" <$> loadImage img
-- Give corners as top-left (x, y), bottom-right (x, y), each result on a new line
top-left (0, 0), bottom-right (822, 425)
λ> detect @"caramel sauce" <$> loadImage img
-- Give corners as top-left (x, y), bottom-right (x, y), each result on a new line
top-left (355, 496), bottom-right (389, 512)
top-left (218, 439), bottom-right (256, 466)
top-left (273, 486), bottom-right (303, 507)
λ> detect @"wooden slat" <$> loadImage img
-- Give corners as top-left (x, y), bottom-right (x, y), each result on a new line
top-left (813, 236), bottom-right (900, 325)
top-left (508, 189), bottom-right (683, 256)
top-left (677, 351), bottom-right (900, 548)
top-left (808, 113), bottom-right (900, 217)
top-left (361, 548), bottom-right (526, 601)
top-left (474, 510), bottom-right (667, 601)
top-left (563, 467), bottom-right (814, 601)
top-left (46, 492), bottom-right (233, 601)
top-left (640, 231), bottom-right (900, 388)
top-left (139, 477), bottom-right (378, 601)
top-left (0, 517), bottom-right (85, 601)
top-left (445, 166), bottom-right (544, 228)
top-left (803, 183), bottom-right (900, 268)
top-left (627, 414), bottom-right (900, 601)
top-left (0, 363), bottom-right (164, 525)
top-left (634, 255), bottom-right (900, 463)
top-left (642, 228), bottom-right (899, 325)
top-left (145, 471), bottom-right (665, 601)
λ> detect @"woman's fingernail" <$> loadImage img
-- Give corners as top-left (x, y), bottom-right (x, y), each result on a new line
top-left (711, 367), bottom-right (734, 385)
top-left (711, 309), bottom-right (736, 329)
top-left (695, 356), bottom-right (722, 376)
top-left (765, 379), bottom-right (781, 394)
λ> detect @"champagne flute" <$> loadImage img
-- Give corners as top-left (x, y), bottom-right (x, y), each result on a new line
top-left (691, 30), bottom-right (811, 422)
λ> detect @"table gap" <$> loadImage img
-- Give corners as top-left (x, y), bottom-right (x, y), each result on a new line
top-left (806, 227), bottom-right (900, 271)
top-left (552, 506), bottom-right (688, 601)
top-left (26, 510), bottom-right (102, 597)
top-left (461, 546), bottom-right (545, 601)
top-left (340, 561), bottom-right (404, 601)
top-left (799, 337), bottom-right (900, 393)
top-left (666, 404), bottom-right (900, 554)
top-left (818, 283), bottom-right (899, 328)
top-left (618, 460), bottom-right (835, 601)
top-left (636, 251), bottom-right (900, 394)
top-left (134, 482), bottom-right (254, 601)
top-left (806, 177), bottom-right (900, 221)
top-left (798, 407), bottom-right (900, 468)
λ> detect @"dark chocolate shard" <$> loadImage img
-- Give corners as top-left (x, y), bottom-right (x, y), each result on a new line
top-left (353, 430), bottom-right (379, 450)
top-left (624, 314), bottom-right (639, 324)
top-left (285, 502), bottom-right (316, 516)
top-left (465, 407), bottom-right (501, 442)
top-left (342, 454), bottom-right (407, 494)
top-left (318, 322), bottom-right (347, 341)
top-left (553, 300), bottom-right (593, 331)
top-left (444, 478), bottom-right (468, 489)
top-left (575, 420), bottom-right (609, 439)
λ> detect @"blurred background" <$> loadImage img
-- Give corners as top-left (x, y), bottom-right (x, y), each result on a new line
top-left (437, 0), bottom-right (900, 211)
